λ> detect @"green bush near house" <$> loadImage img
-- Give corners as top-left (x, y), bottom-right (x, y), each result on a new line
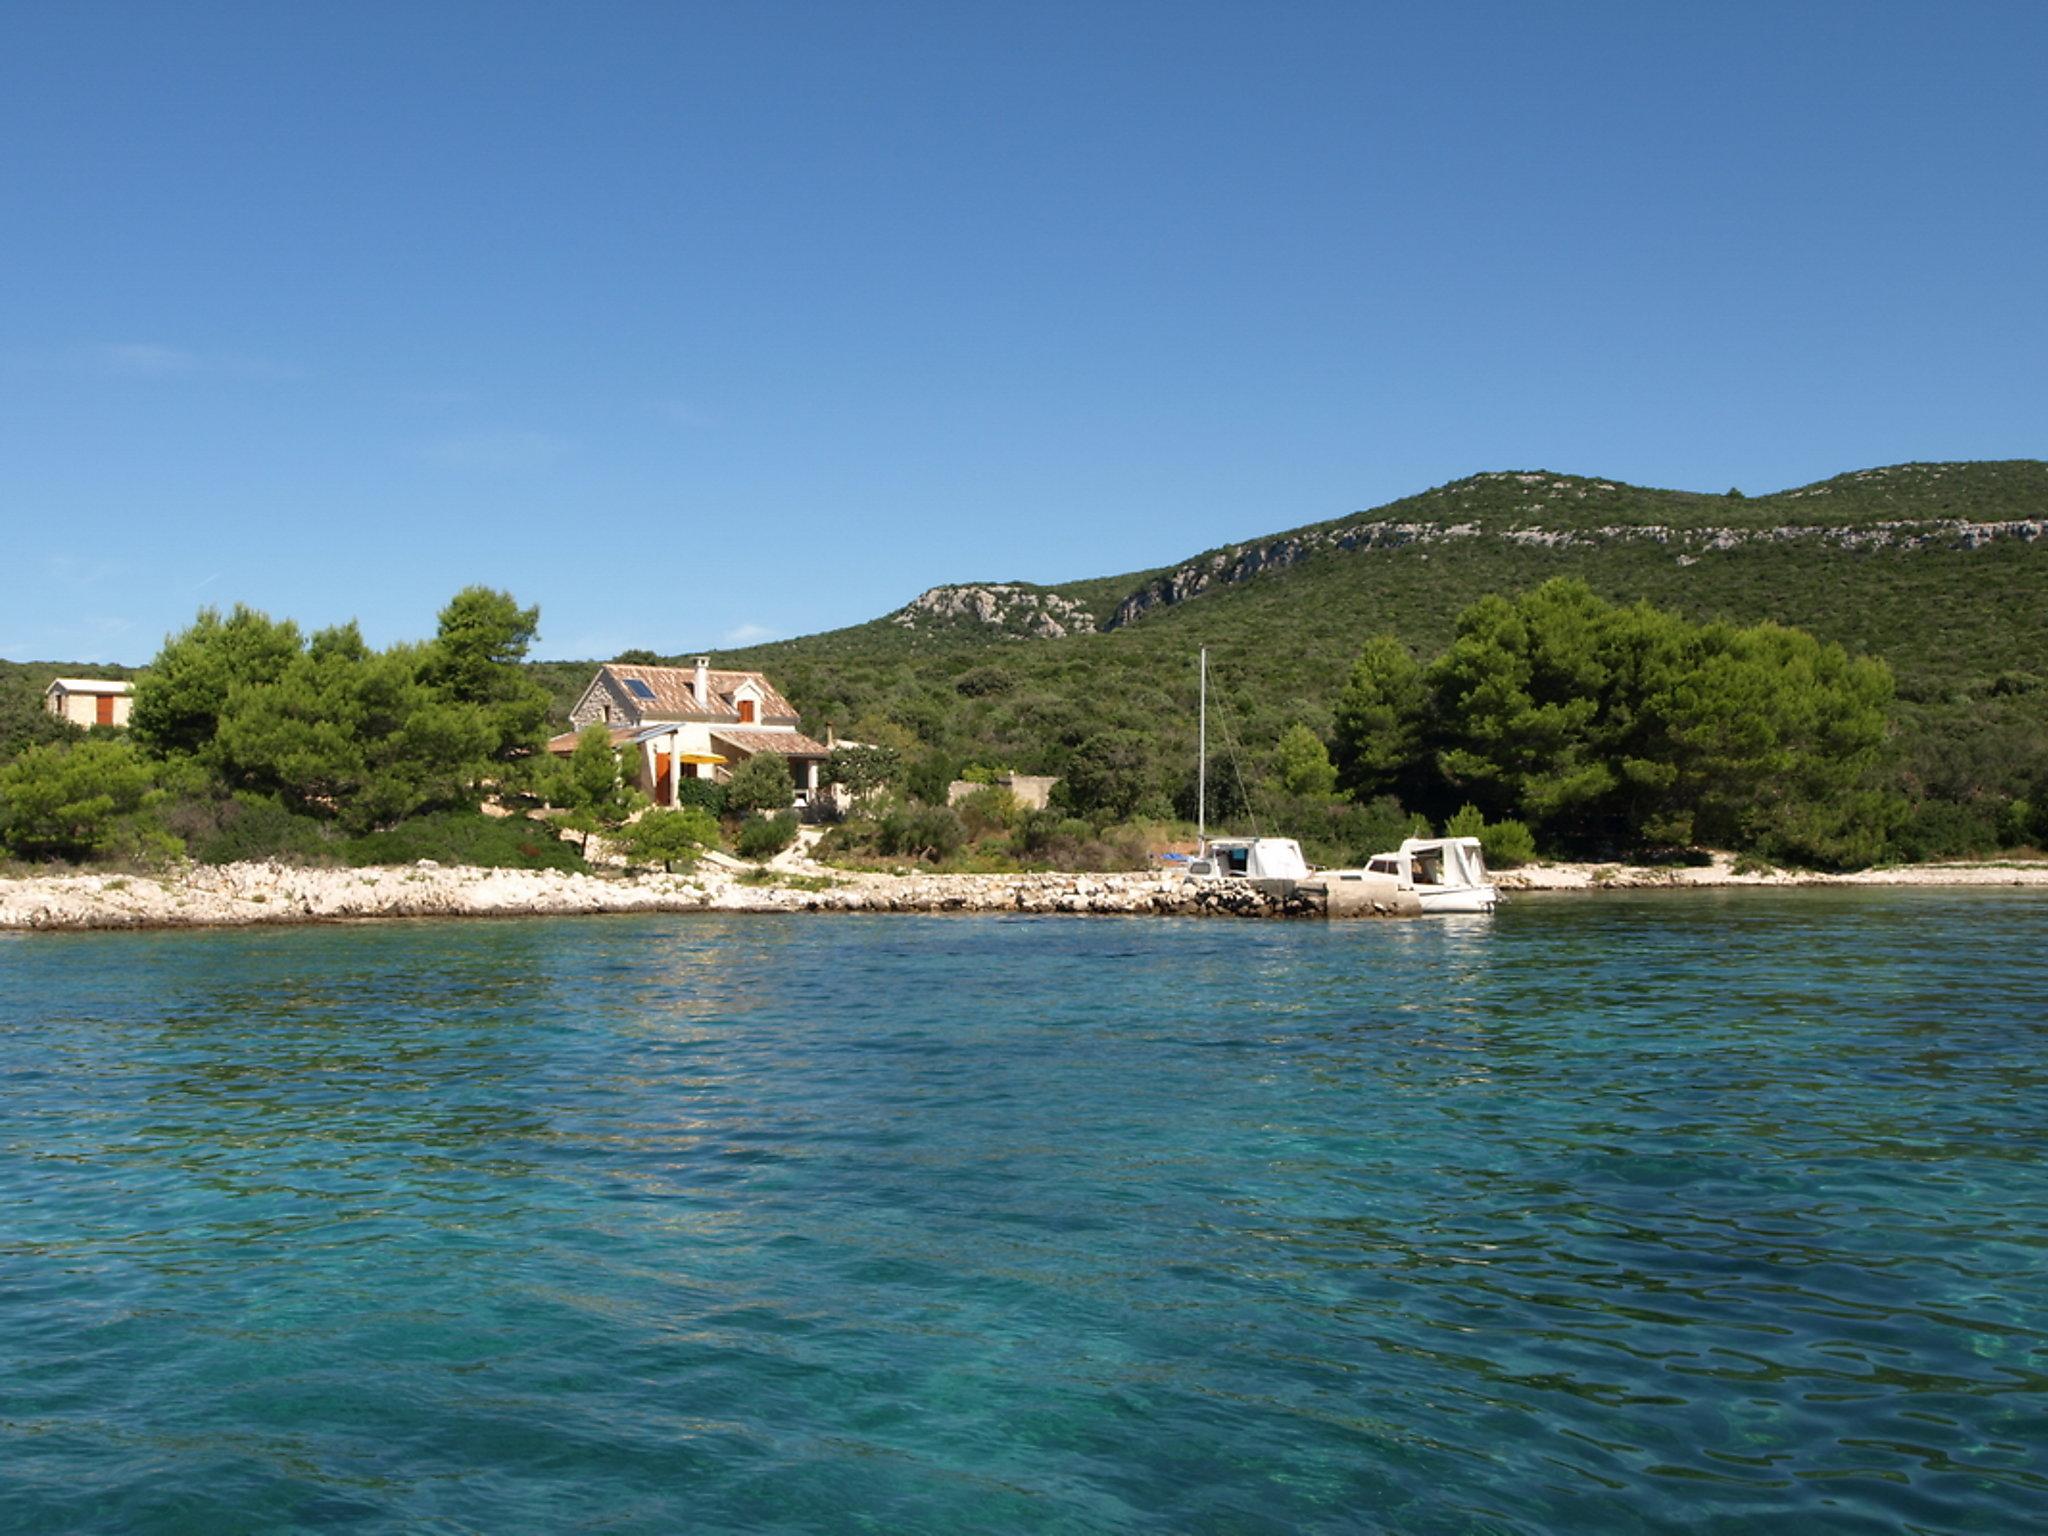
top-left (735, 810), bottom-right (799, 860)
top-left (954, 785), bottom-right (1019, 839)
top-left (724, 753), bottom-right (795, 817)
top-left (674, 777), bottom-right (727, 816)
top-left (619, 806), bottom-right (721, 872)
top-left (877, 803), bottom-right (966, 863)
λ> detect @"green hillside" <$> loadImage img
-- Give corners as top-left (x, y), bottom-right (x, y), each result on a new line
top-left (701, 460), bottom-right (2047, 848)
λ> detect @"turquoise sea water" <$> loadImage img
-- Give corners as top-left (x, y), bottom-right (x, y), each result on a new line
top-left (2, 893), bottom-right (2045, 1534)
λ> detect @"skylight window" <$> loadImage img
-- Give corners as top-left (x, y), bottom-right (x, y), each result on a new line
top-left (623, 679), bottom-right (656, 701)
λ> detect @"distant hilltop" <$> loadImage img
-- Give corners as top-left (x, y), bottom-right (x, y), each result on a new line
top-left (880, 461), bottom-right (2048, 639)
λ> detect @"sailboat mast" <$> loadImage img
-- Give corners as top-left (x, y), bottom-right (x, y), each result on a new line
top-left (1197, 646), bottom-right (1207, 845)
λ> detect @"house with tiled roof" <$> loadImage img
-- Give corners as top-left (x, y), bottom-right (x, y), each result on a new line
top-left (551, 658), bottom-right (831, 809)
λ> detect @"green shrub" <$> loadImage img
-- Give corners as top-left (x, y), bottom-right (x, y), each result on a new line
top-left (1887, 798), bottom-right (2009, 861)
top-left (877, 803), bottom-right (965, 862)
top-left (618, 807), bottom-right (721, 871)
top-left (1442, 803), bottom-right (1537, 868)
top-left (736, 809), bottom-right (800, 860)
top-left (1476, 818), bottom-right (1537, 868)
top-left (674, 777), bottom-right (727, 816)
top-left (814, 817), bottom-right (879, 863)
top-left (955, 785), bottom-right (1019, 838)
top-left (173, 792), bottom-right (338, 865)
top-left (0, 689), bottom-right (77, 763)
top-left (342, 811), bottom-right (582, 871)
top-left (953, 666), bottom-right (1015, 697)
top-left (1329, 796), bottom-right (1430, 864)
top-left (724, 753), bottom-right (794, 816)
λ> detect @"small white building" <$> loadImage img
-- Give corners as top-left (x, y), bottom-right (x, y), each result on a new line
top-left (550, 658), bottom-right (832, 809)
top-left (44, 678), bottom-right (133, 729)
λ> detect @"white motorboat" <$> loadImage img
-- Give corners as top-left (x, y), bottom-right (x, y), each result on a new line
top-left (1185, 835), bottom-right (1312, 881)
top-left (1360, 836), bottom-right (1498, 913)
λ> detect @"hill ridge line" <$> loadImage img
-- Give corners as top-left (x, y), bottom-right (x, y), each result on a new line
top-left (888, 512), bottom-right (2047, 638)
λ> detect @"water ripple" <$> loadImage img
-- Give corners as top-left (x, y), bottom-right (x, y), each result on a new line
top-left (3, 893), bottom-right (2046, 1533)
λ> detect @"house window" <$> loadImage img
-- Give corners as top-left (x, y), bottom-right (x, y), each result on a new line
top-left (738, 699), bottom-right (756, 724)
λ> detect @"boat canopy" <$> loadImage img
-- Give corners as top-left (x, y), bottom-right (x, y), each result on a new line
top-left (1399, 836), bottom-right (1488, 888)
top-left (1198, 837), bottom-right (1311, 882)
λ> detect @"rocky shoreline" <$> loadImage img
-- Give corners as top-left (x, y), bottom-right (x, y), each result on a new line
top-left (0, 860), bottom-right (1327, 932)
top-left (1, 852), bottom-right (2043, 934)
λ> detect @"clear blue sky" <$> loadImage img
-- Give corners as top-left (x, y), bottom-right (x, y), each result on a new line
top-left (4, 1), bottom-right (2042, 664)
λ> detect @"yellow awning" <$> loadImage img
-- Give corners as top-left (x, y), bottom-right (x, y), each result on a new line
top-left (675, 753), bottom-right (728, 765)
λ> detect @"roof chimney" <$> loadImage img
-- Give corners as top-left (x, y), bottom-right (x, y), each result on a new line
top-left (693, 657), bottom-right (710, 709)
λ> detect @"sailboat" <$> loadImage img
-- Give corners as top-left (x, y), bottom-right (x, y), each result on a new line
top-left (1183, 647), bottom-right (1313, 883)
top-left (1182, 648), bottom-right (1496, 913)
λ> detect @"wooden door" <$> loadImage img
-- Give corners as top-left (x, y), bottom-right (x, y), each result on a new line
top-left (96, 695), bottom-right (115, 726)
top-left (654, 759), bottom-right (673, 806)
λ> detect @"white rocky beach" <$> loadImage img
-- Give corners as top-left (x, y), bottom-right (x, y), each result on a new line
top-left (3, 848), bottom-right (2044, 932)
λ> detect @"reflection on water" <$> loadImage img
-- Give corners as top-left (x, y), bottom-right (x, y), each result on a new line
top-left (2, 894), bottom-right (2046, 1533)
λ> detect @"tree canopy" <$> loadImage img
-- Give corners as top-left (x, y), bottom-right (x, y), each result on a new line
top-left (1331, 580), bottom-right (1900, 867)
top-left (0, 738), bottom-right (167, 861)
top-left (724, 752), bottom-right (795, 816)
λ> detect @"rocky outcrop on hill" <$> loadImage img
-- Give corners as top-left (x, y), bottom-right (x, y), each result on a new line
top-left (1104, 509), bottom-right (2045, 628)
top-left (890, 584), bottom-right (1096, 639)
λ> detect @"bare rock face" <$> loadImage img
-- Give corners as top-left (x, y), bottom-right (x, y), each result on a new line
top-left (889, 585), bottom-right (1097, 639)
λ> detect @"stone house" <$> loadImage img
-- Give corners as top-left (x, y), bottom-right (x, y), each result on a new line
top-left (44, 678), bottom-right (133, 729)
top-left (551, 658), bottom-right (831, 809)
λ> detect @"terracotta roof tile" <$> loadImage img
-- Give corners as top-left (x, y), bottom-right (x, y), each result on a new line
top-left (603, 664), bottom-right (797, 721)
top-left (710, 728), bottom-right (831, 757)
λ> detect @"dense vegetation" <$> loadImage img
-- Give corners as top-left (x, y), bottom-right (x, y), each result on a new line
top-left (0, 591), bottom-right (624, 872)
top-left (1334, 581), bottom-right (1904, 867)
top-left (5, 460), bottom-right (2043, 872)
top-left (701, 460), bottom-right (2047, 862)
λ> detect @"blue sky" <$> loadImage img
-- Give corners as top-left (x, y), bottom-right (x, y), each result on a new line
top-left (3, 1), bottom-right (2043, 664)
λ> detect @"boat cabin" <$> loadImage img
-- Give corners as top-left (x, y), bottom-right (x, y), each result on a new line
top-left (1188, 836), bottom-right (1311, 882)
top-left (1367, 836), bottom-right (1488, 886)
top-left (1364, 836), bottom-right (1497, 911)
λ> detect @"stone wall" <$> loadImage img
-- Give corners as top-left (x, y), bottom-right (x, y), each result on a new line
top-left (947, 774), bottom-right (1060, 811)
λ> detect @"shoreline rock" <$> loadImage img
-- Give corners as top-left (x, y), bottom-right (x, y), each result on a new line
top-left (1, 854), bottom-right (2043, 934)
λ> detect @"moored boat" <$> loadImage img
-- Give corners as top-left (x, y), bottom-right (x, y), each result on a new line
top-left (1358, 836), bottom-right (1499, 913)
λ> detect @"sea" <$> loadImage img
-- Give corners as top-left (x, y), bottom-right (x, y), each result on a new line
top-left (2, 891), bottom-right (2044, 1534)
